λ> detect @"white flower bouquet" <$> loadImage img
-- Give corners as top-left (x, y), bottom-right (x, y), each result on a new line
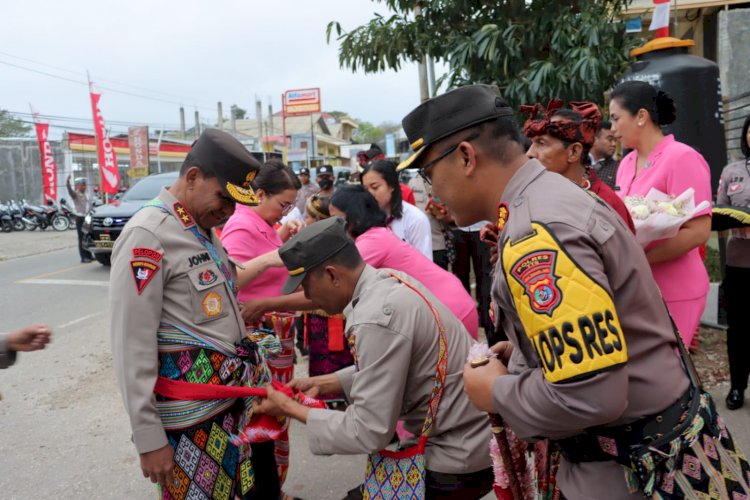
top-left (624, 187), bottom-right (710, 247)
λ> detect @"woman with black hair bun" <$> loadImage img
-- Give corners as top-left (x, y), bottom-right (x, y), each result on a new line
top-left (361, 160), bottom-right (433, 259)
top-left (610, 80), bottom-right (712, 350)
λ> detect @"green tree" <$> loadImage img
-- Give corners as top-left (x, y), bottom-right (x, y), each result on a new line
top-left (231, 105), bottom-right (247, 120)
top-left (0, 109), bottom-right (32, 137)
top-left (353, 120), bottom-right (385, 144)
top-left (327, 1), bottom-right (640, 109)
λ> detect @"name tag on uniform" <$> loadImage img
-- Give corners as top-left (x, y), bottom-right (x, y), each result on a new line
top-left (501, 223), bottom-right (628, 383)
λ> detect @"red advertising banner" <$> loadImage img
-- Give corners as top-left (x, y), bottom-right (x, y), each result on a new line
top-left (33, 121), bottom-right (58, 202)
top-left (89, 86), bottom-right (120, 194)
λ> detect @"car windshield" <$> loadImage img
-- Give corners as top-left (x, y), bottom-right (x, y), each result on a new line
top-left (122, 174), bottom-right (177, 201)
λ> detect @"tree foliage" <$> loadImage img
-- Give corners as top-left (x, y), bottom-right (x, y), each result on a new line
top-left (353, 121), bottom-right (384, 144)
top-left (231, 105), bottom-right (247, 120)
top-left (0, 109), bottom-right (32, 137)
top-left (327, 0), bottom-right (640, 109)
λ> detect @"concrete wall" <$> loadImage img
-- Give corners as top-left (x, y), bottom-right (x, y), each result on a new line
top-left (719, 7), bottom-right (750, 161)
top-left (0, 138), bottom-right (66, 203)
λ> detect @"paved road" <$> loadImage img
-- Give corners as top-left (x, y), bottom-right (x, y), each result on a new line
top-left (2, 232), bottom-right (749, 499)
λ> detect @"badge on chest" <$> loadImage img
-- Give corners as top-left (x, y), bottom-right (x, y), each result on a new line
top-left (501, 223), bottom-right (628, 383)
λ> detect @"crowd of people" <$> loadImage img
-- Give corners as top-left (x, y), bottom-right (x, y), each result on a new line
top-left (100, 81), bottom-right (750, 500)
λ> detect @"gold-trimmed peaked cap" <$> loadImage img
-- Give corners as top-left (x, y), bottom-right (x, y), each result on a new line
top-left (278, 217), bottom-right (357, 294)
top-left (189, 128), bottom-right (261, 205)
top-left (397, 84), bottom-right (514, 171)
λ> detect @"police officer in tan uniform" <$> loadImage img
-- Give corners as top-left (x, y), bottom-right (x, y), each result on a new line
top-left (253, 217), bottom-right (494, 498)
top-left (395, 85), bottom-right (701, 499)
top-left (110, 129), bottom-right (280, 498)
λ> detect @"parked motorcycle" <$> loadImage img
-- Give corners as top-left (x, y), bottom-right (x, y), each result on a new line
top-left (21, 199), bottom-right (70, 231)
top-left (0, 202), bottom-right (13, 232)
top-left (58, 198), bottom-right (77, 229)
top-left (7, 201), bottom-right (27, 231)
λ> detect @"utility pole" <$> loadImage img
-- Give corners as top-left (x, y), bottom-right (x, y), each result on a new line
top-left (217, 102), bottom-right (224, 130)
top-left (414, 5), bottom-right (429, 102)
top-left (268, 103), bottom-right (274, 136)
top-left (179, 107), bottom-right (186, 140)
top-left (194, 110), bottom-right (200, 139)
top-left (230, 105), bottom-right (237, 133)
top-left (427, 55), bottom-right (437, 97)
top-left (255, 99), bottom-right (264, 140)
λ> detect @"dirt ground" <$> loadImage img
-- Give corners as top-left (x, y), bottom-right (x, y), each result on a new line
top-left (693, 326), bottom-right (730, 388)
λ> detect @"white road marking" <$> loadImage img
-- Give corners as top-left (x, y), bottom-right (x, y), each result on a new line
top-left (58, 312), bottom-right (104, 329)
top-left (17, 278), bottom-right (109, 287)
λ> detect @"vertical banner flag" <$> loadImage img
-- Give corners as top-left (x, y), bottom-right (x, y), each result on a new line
top-left (31, 111), bottom-right (58, 203)
top-left (89, 83), bottom-right (120, 194)
top-left (649, 0), bottom-right (671, 38)
top-left (127, 126), bottom-right (150, 179)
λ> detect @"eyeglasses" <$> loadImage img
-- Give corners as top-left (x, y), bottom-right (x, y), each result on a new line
top-left (273, 196), bottom-right (294, 215)
top-left (417, 132), bottom-right (480, 185)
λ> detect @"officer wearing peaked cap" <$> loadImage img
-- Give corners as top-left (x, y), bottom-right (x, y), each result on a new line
top-left (394, 85), bottom-right (750, 498)
top-left (110, 128), bottom-right (281, 498)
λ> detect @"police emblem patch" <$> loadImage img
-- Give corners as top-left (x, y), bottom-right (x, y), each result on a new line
top-left (172, 202), bottom-right (194, 227)
top-left (496, 202), bottom-right (509, 232)
top-left (198, 269), bottom-right (218, 286)
top-left (130, 260), bottom-right (160, 295)
top-left (132, 247), bottom-right (163, 262)
top-left (510, 250), bottom-right (561, 316)
top-left (202, 292), bottom-right (222, 317)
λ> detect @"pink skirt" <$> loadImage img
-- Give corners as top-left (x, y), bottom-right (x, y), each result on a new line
top-left (665, 295), bottom-right (707, 347)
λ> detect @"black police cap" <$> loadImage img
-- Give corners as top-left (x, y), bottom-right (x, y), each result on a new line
top-left (279, 217), bottom-right (357, 294)
top-left (397, 84), bottom-right (514, 171)
top-left (190, 128), bottom-right (261, 205)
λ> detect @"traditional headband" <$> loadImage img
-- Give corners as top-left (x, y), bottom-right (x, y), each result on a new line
top-left (520, 99), bottom-right (601, 147)
top-left (306, 196), bottom-right (329, 221)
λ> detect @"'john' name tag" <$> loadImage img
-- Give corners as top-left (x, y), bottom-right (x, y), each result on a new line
top-left (501, 223), bottom-right (627, 383)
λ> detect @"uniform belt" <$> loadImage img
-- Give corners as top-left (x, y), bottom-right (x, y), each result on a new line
top-left (555, 388), bottom-right (691, 464)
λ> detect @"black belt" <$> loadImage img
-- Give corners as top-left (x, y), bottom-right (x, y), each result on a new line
top-left (556, 388), bottom-right (692, 464)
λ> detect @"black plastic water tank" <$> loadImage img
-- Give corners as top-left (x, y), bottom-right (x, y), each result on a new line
top-left (619, 38), bottom-right (726, 195)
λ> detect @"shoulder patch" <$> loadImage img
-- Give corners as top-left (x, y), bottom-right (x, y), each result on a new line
top-left (132, 247), bottom-right (162, 262)
top-left (172, 202), bottom-right (194, 227)
top-left (501, 222), bottom-right (627, 383)
top-left (131, 260), bottom-right (160, 295)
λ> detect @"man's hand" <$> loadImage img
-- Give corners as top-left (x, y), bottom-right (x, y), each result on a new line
top-left (139, 444), bottom-right (174, 487)
top-left (287, 377), bottom-right (321, 398)
top-left (7, 325), bottom-right (52, 352)
top-left (240, 299), bottom-right (269, 324)
top-left (253, 384), bottom-right (295, 417)
top-left (463, 357), bottom-right (508, 413)
top-left (490, 341), bottom-right (514, 365)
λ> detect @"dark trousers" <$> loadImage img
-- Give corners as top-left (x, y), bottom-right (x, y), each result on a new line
top-left (725, 266), bottom-right (750, 391)
top-left (75, 215), bottom-right (88, 261)
top-left (433, 249), bottom-right (449, 270)
top-left (452, 229), bottom-right (504, 344)
top-left (425, 467), bottom-right (494, 499)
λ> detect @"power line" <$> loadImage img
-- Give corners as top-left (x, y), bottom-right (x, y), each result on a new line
top-left (0, 50), bottom-right (216, 107)
top-left (11, 110), bottom-right (181, 129)
top-left (0, 58), bottom-right (217, 111)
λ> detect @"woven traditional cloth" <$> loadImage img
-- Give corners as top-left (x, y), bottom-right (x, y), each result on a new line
top-left (362, 275), bottom-right (448, 500)
top-left (306, 312), bottom-right (354, 380)
top-left (155, 325), bottom-right (278, 499)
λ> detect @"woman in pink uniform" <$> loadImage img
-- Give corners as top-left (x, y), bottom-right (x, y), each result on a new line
top-left (220, 159), bottom-right (302, 485)
top-left (330, 184), bottom-right (478, 338)
top-left (610, 81), bottom-right (712, 346)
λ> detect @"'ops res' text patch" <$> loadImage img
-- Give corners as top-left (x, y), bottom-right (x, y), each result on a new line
top-left (502, 223), bottom-right (627, 383)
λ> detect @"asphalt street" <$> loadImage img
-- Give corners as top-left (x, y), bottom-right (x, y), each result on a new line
top-left (2, 231), bottom-right (749, 500)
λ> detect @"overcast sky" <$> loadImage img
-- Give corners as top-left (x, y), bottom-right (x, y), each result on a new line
top-left (1, 0), bottom-right (434, 138)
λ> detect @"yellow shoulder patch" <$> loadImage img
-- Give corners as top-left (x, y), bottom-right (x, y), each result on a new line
top-left (501, 223), bottom-right (627, 383)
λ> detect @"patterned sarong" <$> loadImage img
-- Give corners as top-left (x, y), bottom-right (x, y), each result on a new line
top-left (306, 312), bottom-right (354, 383)
top-left (156, 324), bottom-right (280, 499)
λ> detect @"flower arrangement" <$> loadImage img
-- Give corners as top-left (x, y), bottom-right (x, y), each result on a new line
top-left (624, 188), bottom-right (710, 246)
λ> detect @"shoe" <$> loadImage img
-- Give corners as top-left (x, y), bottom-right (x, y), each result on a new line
top-left (726, 389), bottom-right (744, 410)
top-left (81, 257), bottom-right (93, 263)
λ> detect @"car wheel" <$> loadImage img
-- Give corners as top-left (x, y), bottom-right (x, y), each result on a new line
top-left (95, 253), bottom-right (111, 266)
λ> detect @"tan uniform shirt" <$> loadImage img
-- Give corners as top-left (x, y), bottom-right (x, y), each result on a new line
top-left (306, 265), bottom-right (492, 474)
top-left (717, 160), bottom-right (750, 268)
top-left (409, 176), bottom-right (447, 252)
top-left (491, 160), bottom-right (690, 499)
top-left (109, 187), bottom-right (246, 454)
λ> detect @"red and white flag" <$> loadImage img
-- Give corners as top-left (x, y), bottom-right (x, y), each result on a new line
top-left (650, 0), bottom-right (671, 37)
top-left (31, 110), bottom-right (58, 203)
top-left (89, 82), bottom-right (120, 194)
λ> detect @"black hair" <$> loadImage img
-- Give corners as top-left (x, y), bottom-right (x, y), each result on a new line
top-left (179, 152), bottom-right (216, 178)
top-left (610, 80), bottom-right (676, 126)
top-left (361, 160), bottom-right (403, 219)
top-left (468, 115), bottom-right (526, 163)
top-left (251, 159), bottom-right (301, 195)
top-left (550, 108), bottom-right (593, 165)
top-left (330, 184), bottom-right (387, 238)
top-left (741, 115), bottom-right (750, 159)
top-left (311, 241), bottom-right (364, 276)
top-left (306, 195), bottom-right (331, 220)
top-left (598, 120), bottom-right (612, 132)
